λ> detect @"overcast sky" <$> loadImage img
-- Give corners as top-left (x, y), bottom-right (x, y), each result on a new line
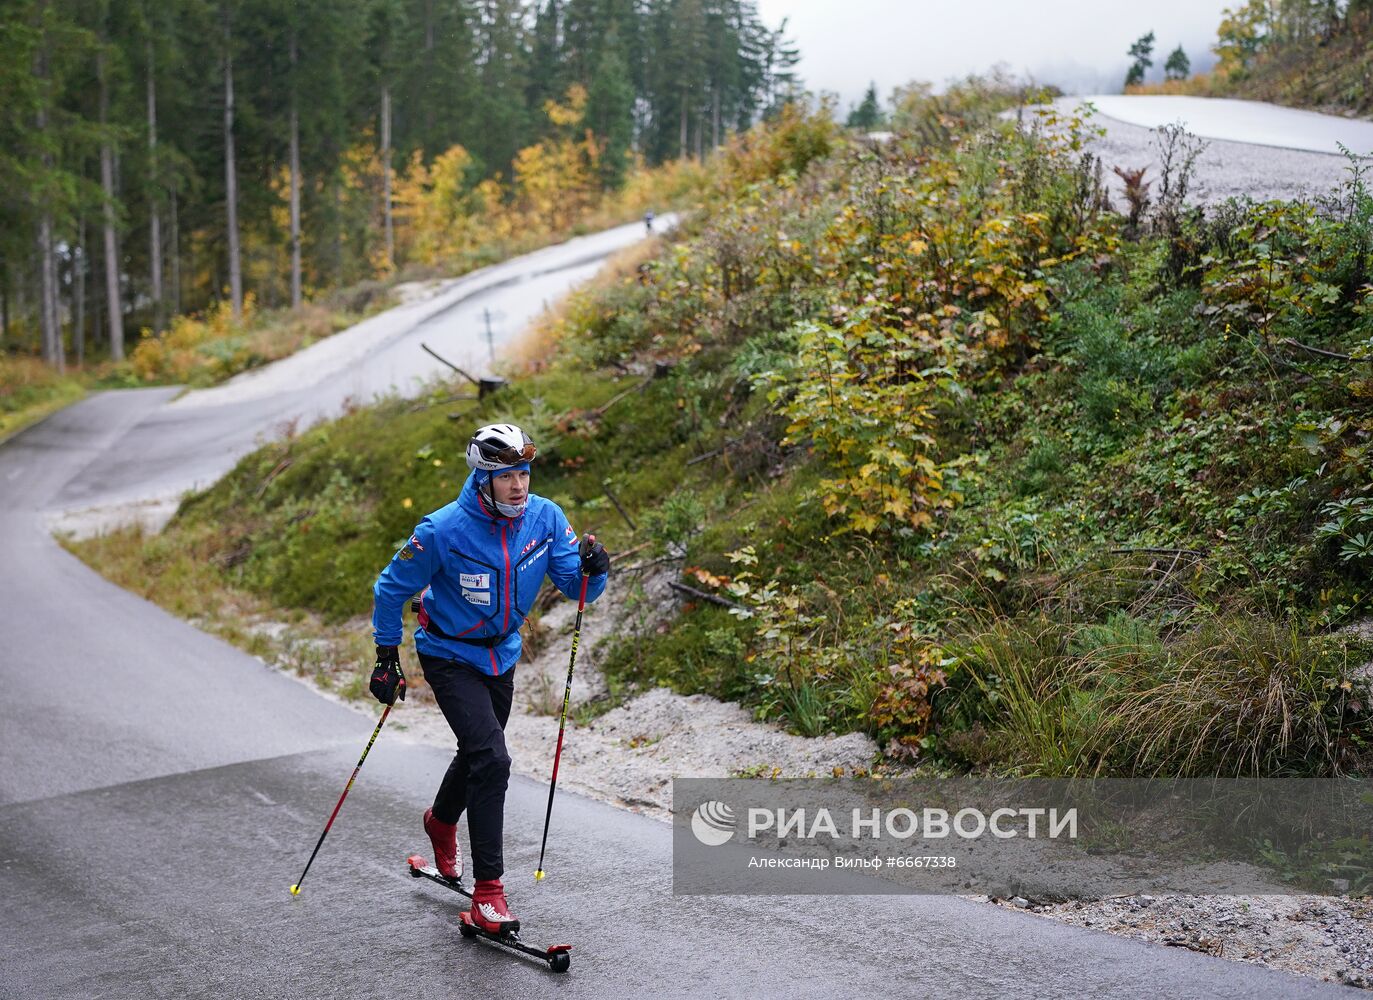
top-left (754, 0), bottom-right (1232, 112)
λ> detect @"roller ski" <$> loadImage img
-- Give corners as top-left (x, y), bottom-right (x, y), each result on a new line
top-left (406, 855), bottom-right (572, 973)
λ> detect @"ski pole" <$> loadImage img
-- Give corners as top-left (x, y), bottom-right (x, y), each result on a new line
top-left (534, 538), bottom-right (594, 882)
top-left (290, 680), bottom-right (403, 896)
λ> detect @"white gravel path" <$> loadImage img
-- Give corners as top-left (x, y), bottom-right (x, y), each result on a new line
top-left (1078, 94), bottom-right (1373, 156)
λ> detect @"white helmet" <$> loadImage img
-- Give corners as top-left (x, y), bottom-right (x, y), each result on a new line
top-left (465, 423), bottom-right (536, 472)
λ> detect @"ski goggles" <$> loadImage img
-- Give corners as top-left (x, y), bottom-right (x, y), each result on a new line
top-left (481, 442), bottom-right (538, 466)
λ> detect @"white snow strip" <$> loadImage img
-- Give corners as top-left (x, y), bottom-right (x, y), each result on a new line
top-left (1068, 95), bottom-right (1373, 157)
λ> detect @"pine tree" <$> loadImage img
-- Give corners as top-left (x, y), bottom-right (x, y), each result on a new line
top-left (1164, 44), bottom-right (1190, 81)
top-left (846, 82), bottom-right (884, 130)
top-left (587, 35), bottom-right (635, 187)
top-left (471, 0), bottom-right (532, 175)
top-left (1124, 30), bottom-right (1155, 89)
top-left (527, 0), bottom-right (564, 120)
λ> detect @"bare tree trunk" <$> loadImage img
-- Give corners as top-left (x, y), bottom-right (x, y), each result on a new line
top-left (289, 31), bottom-right (301, 308)
top-left (381, 83), bottom-right (393, 271)
top-left (423, 0), bottom-right (434, 142)
top-left (712, 87), bottom-right (720, 150)
top-left (34, 10), bottom-right (63, 370)
top-left (332, 175), bottom-right (343, 283)
top-left (169, 182), bottom-right (180, 315)
top-left (679, 91), bottom-right (688, 159)
top-left (222, 3), bottom-right (243, 318)
top-left (146, 38), bottom-right (163, 331)
top-left (37, 214), bottom-right (61, 370)
top-left (92, 234), bottom-right (105, 349)
top-left (74, 216), bottom-right (86, 366)
top-left (98, 46), bottom-right (124, 360)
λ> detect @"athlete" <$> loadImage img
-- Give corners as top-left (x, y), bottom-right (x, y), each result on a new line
top-left (369, 422), bottom-right (610, 933)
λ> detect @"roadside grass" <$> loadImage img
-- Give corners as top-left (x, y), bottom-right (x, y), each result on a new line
top-left (504, 234), bottom-right (668, 374)
top-left (937, 606), bottom-right (1371, 777)
top-left (125, 297), bottom-right (383, 387)
top-left (0, 357), bottom-right (88, 443)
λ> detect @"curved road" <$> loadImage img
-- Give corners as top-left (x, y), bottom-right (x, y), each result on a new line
top-left (0, 215), bottom-right (1358, 996)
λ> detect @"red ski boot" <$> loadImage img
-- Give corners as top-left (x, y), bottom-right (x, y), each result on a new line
top-left (470, 878), bottom-right (520, 934)
top-left (423, 808), bottom-right (463, 881)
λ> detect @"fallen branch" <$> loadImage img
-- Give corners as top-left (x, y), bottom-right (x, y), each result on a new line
top-left (254, 456), bottom-right (294, 500)
top-left (1280, 338), bottom-right (1362, 362)
top-left (686, 448), bottom-right (723, 466)
top-left (613, 540), bottom-right (654, 561)
top-left (1109, 546), bottom-right (1205, 558)
top-left (421, 341), bottom-right (479, 383)
top-left (592, 375), bottom-right (653, 417)
top-left (421, 342), bottom-right (506, 396)
top-left (619, 554), bottom-right (686, 574)
top-left (668, 580), bottom-right (749, 613)
top-left (602, 480), bottom-right (637, 532)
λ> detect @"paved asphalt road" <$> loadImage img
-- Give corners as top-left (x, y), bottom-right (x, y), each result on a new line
top-left (0, 222), bottom-right (1360, 997)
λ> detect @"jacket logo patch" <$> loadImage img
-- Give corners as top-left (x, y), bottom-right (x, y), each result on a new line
top-left (397, 546), bottom-right (414, 561)
top-left (460, 573), bottom-right (490, 589)
top-left (409, 534), bottom-right (425, 552)
top-left (518, 542), bottom-right (549, 572)
top-left (462, 588), bottom-right (492, 606)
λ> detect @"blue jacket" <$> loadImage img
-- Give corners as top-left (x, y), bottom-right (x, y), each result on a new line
top-left (371, 470), bottom-right (606, 675)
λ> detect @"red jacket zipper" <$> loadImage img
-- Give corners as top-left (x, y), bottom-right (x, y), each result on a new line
top-left (498, 523), bottom-right (512, 675)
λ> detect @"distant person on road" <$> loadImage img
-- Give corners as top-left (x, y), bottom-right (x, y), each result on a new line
top-left (644, 209), bottom-right (655, 233)
top-left (368, 422), bottom-right (610, 934)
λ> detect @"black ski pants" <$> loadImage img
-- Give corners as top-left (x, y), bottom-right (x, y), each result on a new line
top-left (419, 652), bottom-right (515, 882)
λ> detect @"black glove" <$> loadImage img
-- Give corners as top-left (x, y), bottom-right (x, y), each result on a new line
top-left (579, 535), bottom-right (610, 576)
top-left (369, 645), bottom-right (406, 704)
